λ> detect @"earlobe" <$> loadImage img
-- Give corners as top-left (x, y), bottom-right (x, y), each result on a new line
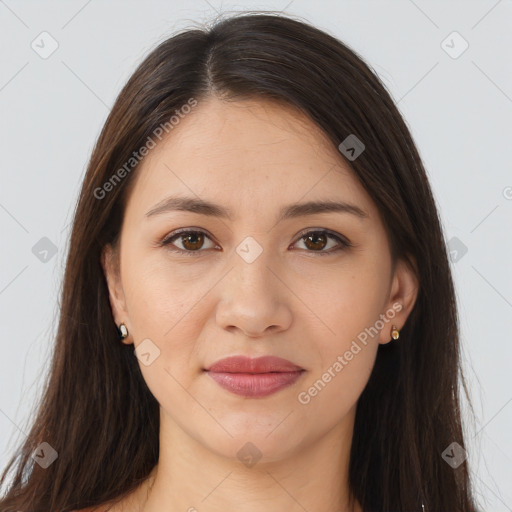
top-left (379, 257), bottom-right (419, 344)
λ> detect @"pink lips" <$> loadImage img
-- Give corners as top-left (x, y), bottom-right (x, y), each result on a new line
top-left (204, 355), bottom-right (305, 398)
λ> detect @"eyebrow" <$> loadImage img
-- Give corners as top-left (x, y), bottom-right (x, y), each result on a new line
top-left (145, 195), bottom-right (369, 222)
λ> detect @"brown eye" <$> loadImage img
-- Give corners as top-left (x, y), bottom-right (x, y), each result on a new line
top-left (181, 232), bottom-right (204, 251)
top-left (293, 230), bottom-right (350, 255)
top-left (303, 232), bottom-right (328, 251)
top-left (161, 228), bottom-right (350, 257)
top-left (162, 229), bottom-right (216, 253)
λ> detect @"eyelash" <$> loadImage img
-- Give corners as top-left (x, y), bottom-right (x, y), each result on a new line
top-left (160, 228), bottom-right (352, 257)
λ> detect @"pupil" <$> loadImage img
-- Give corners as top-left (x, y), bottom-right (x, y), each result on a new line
top-left (183, 233), bottom-right (203, 250)
top-left (306, 233), bottom-right (326, 251)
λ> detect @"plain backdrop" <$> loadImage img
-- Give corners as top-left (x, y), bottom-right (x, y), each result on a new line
top-left (0, 0), bottom-right (511, 509)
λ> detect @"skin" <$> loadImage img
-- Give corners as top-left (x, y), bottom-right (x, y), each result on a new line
top-left (101, 96), bottom-right (418, 512)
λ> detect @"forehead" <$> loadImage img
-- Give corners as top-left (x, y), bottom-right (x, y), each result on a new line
top-left (153, 97), bottom-right (339, 172)
top-left (124, 96), bottom-right (378, 222)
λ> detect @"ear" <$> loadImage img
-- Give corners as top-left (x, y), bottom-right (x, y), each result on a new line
top-left (101, 243), bottom-right (131, 344)
top-left (379, 256), bottom-right (419, 345)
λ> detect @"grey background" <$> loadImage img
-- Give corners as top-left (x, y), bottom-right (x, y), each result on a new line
top-left (1, 0), bottom-right (511, 509)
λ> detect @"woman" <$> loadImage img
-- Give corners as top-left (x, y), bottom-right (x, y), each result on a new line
top-left (0, 11), bottom-right (479, 512)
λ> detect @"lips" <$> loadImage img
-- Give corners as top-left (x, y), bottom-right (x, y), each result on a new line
top-left (204, 356), bottom-right (305, 398)
top-left (205, 355), bottom-right (303, 373)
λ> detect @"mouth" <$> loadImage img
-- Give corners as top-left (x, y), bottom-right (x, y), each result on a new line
top-left (203, 355), bottom-right (306, 398)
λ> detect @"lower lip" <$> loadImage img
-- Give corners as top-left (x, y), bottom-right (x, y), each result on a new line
top-left (206, 371), bottom-right (305, 398)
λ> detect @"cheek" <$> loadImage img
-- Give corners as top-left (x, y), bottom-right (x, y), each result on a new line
top-left (297, 336), bottom-right (378, 430)
top-left (120, 254), bottom-right (208, 384)
top-left (311, 267), bottom-right (387, 346)
top-left (298, 269), bottom-right (384, 418)
top-left (122, 247), bottom-right (205, 335)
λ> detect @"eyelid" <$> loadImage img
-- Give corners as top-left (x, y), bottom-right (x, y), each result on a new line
top-left (291, 228), bottom-right (352, 256)
top-left (161, 226), bottom-right (210, 242)
top-left (160, 227), bottom-right (351, 255)
top-left (161, 227), bottom-right (218, 253)
top-left (293, 227), bottom-right (351, 247)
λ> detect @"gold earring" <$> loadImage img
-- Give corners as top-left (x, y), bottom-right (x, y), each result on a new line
top-left (391, 325), bottom-right (400, 340)
top-left (119, 323), bottom-right (129, 339)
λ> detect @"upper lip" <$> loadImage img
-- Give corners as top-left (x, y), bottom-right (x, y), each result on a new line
top-left (205, 356), bottom-right (304, 373)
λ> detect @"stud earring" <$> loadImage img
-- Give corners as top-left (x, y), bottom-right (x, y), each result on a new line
top-left (118, 323), bottom-right (129, 340)
top-left (391, 325), bottom-right (400, 340)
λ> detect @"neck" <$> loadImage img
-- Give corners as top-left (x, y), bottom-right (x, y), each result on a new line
top-left (142, 406), bottom-right (361, 512)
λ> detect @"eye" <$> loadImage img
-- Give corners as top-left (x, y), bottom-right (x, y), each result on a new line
top-left (161, 229), bottom-right (217, 255)
top-left (160, 228), bottom-right (351, 256)
top-left (291, 229), bottom-right (351, 255)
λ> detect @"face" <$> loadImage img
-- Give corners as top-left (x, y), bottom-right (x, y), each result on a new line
top-left (102, 96), bottom-right (418, 463)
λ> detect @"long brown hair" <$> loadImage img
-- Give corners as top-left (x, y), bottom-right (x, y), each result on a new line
top-left (0, 11), bottom-right (479, 512)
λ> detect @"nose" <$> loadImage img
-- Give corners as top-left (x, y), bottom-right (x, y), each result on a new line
top-left (215, 245), bottom-right (293, 338)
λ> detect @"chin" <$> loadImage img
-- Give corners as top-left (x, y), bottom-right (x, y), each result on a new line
top-left (193, 421), bottom-right (308, 466)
